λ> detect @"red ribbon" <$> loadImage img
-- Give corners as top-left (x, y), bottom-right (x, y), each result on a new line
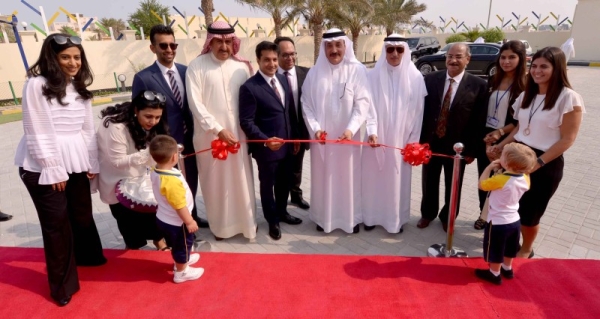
top-left (186, 132), bottom-right (449, 166)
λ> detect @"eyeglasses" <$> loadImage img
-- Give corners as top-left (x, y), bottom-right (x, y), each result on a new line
top-left (143, 91), bottom-right (166, 103)
top-left (281, 52), bottom-right (297, 59)
top-left (53, 35), bottom-right (82, 45)
top-left (386, 46), bottom-right (404, 54)
top-left (158, 42), bottom-right (178, 50)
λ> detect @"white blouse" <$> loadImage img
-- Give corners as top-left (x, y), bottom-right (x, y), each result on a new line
top-left (14, 76), bottom-right (99, 185)
top-left (486, 90), bottom-right (511, 129)
top-left (513, 88), bottom-right (585, 151)
top-left (96, 122), bottom-right (152, 205)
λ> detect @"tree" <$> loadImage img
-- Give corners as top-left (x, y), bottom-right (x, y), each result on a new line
top-left (0, 23), bottom-right (16, 43)
top-left (459, 29), bottom-right (481, 42)
top-left (372, 0), bottom-right (426, 36)
top-left (201, 0), bottom-right (215, 26)
top-left (59, 25), bottom-right (77, 36)
top-left (481, 28), bottom-right (504, 43)
top-left (296, 0), bottom-right (336, 63)
top-left (328, 0), bottom-right (374, 56)
top-left (234, 0), bottom-right (299, 38)
top-left (98, 18), bottom-right (127, 37)
top-left (129, 0), bottom-right (170, 38)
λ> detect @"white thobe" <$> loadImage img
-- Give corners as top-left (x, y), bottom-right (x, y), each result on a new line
top-left (186, 53), bottom-right (257, 239)
top-left (361, 65), bottom-right (425, 233)
top-left (301, 62), bottom-right (371, 233)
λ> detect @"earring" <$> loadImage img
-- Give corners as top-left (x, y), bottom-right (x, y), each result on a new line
top-left (134, 114), bottom-right (137, 117)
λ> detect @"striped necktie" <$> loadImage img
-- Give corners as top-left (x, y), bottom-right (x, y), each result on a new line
top-left (167, 70), bottom-right (187, 134)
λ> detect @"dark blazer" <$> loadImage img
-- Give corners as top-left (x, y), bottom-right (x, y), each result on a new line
top-left (132, 62), bottom-right (194, 145)
top-left (239, 72), bottom-right (297, 162)
top-left (293, 66), bottom-right (310, 150)
top-left (419, 70), bottom-right (488, 158)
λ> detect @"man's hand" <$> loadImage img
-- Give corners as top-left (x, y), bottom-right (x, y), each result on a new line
top-left (338, 129), bottom-right (353, 141)
top-left (52, 181), bottom-right (67, 192)
top-left (293, 142), bottom-right (300, 155)
top-left (218, 129), bottom-right (239, 145)
top-left (315, 131), bottom-right (326, 144)
top-left (185, 220), bottom-right (199, 233)
top-left (266, 137), bottom-right (284, 151)
top-left (464, 156), bottom-right (475, 164)
top-left (367, 134), bottom-right (379, 148)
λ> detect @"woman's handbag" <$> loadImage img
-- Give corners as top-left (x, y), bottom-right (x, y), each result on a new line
top-left (115, 174), bottom-right (158, 213)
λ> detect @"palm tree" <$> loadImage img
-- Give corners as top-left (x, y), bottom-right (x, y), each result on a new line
top-left (328, 0), bottom-right (374, 56)
top-left (98, 18), bottom-right (127, 36)
top-left (201, 0), bottom-right (215, 26)
top-left (372, 0), bottom-right (426, 36)
top-left (234, 0), bottom-right (300, 38)
top-left (295, 0), bottom-right (335, 63)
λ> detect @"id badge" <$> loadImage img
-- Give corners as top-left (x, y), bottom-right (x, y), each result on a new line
top-left (486, 116), bottom-right (499, 128)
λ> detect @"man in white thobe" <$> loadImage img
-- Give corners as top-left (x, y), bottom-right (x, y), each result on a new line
top-left (301, 28), bottom-right (372, 234)
top-left (186, 21), bottom-right (257, 240)
top-left (361, 35), bottom-right (427, 234)
top-left (560, 38), bottom-right (575, 64)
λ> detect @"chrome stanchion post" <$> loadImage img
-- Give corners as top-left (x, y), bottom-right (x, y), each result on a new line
top-left (177, 144), bottom-right (187, 179)
top-left (427, 142), bottom-right (468, 258)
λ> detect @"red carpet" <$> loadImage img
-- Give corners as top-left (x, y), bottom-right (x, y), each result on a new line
top-left (1, 247), bottom-right (599, 318)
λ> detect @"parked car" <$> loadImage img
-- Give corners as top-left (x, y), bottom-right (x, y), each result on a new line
top-left (405, 36), bottom-right (441, 62)
top-left (415, 43), bottom-right (502, 77)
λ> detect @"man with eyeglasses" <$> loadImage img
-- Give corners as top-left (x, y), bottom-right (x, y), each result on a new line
top-left (132, 25), bottom-right (207, 231)
top-left (361, 35), bottom-right (427, 234)
top-left (274, 37), bottom-right (311, 210)
top-left (301, 28), bottom-right (372, 234)
top-left (185, 21), bottom-right (258, 241)
top-left (417, 42), bottom-right (488, 232)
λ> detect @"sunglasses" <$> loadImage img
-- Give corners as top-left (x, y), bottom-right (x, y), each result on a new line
top-left (143, 91), bottom-right (166, 103)
top-left (158, 42), bottom-right (178, 50)
top-left (386, 46), bottom-right (405, 54)
top-left (53, 35), bottom-right (82, 45)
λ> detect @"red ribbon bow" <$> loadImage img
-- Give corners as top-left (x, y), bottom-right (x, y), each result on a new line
top-left (401, 143), bottom-right (432, 166)
top-left (211, 140), bottom-right (240, 160)
top-left (319, 131), bottom-right (327, 141)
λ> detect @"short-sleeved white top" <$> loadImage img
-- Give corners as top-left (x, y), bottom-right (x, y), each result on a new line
top-left (512, 88), bottom-right (585, 151)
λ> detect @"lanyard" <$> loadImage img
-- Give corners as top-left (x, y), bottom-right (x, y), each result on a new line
top-left (527, 96), bottom-right (546, 127)
top-left (492, 84), bottom-right (512, 119)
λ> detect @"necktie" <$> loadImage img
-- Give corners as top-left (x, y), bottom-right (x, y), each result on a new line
top-left (436, 78), bottom-right (455, 138)
top-left (284, 71), bottom-right (296, 119)
top-left (167, 70), bottom-right (187, 134)
top-left (270, 78), bottom-right (283, 106)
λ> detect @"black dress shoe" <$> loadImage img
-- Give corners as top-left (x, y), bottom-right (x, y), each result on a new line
top-left (0, 211), bottom-right (12, 222)
top-left (290, 198), bottom-right (310, 210)
top-left (353, 225), bottom-right (360, 234)
top-left (442, 222), bottom-right (448, 233)
top-left (364, 225), bottom-right (376, 231)
top-left (195, 217), bottom-right (209, 228)
top-left (281, 213), bottom-right (302, 225)
top-left (268, 223), bottom-right (281, 240)
top-left (56, 296), bottom-right (71, 307)
top-left (398, 226), bottom-right (404, 234)
top-left (316, 225), bottom-right (324, 232)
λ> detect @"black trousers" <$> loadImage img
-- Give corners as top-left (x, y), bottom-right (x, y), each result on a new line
top-left (109, 203), bottom-right (162, 249)
top-left (420, 155), bottom-right (467, 223)
top-left (182, 139), bottom-right (200, 221)
top-left (289, 147), bottom-right (306, 201)
top-left (19, 168), bottom-right (106, 301)
top-left (477, 150), bottom-right (493, 212)
top-left (257, 155), bottom-right (293, 225)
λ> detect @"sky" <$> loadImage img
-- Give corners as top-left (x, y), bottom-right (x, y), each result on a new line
top-left (1, 0), bottom-right (579, 31)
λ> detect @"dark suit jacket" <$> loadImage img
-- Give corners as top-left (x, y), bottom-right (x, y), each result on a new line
top-left (239, 72), bottom-right (297, 162)
top-left (132, 62), bottom-right (194, 146)
top-left (292, 66), bottom-right (310, 150)
top-left (419, 70), bottom-right (488, 158)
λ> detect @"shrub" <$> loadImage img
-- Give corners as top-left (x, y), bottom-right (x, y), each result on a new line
top-left (481, 29), bottom-right (505, 43)
top-left (445, 34), bottom-right (467, 44)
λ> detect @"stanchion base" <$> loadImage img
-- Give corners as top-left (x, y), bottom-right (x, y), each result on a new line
top-left (427, 243), bottom-right (468, 257)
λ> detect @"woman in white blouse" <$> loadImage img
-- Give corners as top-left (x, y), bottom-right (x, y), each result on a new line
top-left (97, 91), bottom-right (169, 250)
top-left (474, 40), bottom-right (528, 230)
top-left (15, 34), bottom-right (106, 307)
top-left (494, 47), bottom-right (584, 258)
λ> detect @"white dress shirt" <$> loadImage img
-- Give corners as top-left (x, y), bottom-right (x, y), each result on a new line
top-left (444, 70), bottom-right (465, 108)
top-left (156, 61), bottom-right (184, 97)
top-left (259, 70), bottom-right (285, 106)
top-left (278, 66), bottom-right (298, 114)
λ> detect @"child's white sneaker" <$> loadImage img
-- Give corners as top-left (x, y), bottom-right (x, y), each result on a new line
top-left (173, 253), bottom-right (200, 271)
top-left (173, 266), bottom-right (204, 283)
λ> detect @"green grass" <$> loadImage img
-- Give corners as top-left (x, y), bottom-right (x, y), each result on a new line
top-left (0, 112), bottom-right (23, 124)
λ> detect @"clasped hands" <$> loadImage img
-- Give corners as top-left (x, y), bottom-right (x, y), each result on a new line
top-left (315, 129), bottom-right (354, 145)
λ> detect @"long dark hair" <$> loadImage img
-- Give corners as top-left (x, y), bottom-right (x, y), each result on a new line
top-left (521, 46), bottom-right (571, 111)
top-left (490, 40), bottom-right (527, 103)
top-left (101, 91), bottom-right (169, 151)
top-left (28, 33), bottom-right (93, 105)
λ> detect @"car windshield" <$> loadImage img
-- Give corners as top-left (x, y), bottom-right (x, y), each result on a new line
top-left (440, 44), bottom-right (452, 52)
top-left (406, 38), bottom-right (420, 48)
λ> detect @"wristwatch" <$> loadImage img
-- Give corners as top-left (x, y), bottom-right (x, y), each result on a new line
top-left (537, 157), bottom-right (546, 167)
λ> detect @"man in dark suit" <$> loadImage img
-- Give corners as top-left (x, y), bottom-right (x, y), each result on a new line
top-left (131, 25), bottom-right (208, 228)
top-left (239, 41), bottom-right (303, 240)
top-left (274, 37), bottom-right (310, 210)
top-left (418, 43), bottom-right (487, 232)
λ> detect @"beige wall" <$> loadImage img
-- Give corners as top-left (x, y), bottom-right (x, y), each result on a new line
top-left (570, 0), bottom-right (600, 61)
